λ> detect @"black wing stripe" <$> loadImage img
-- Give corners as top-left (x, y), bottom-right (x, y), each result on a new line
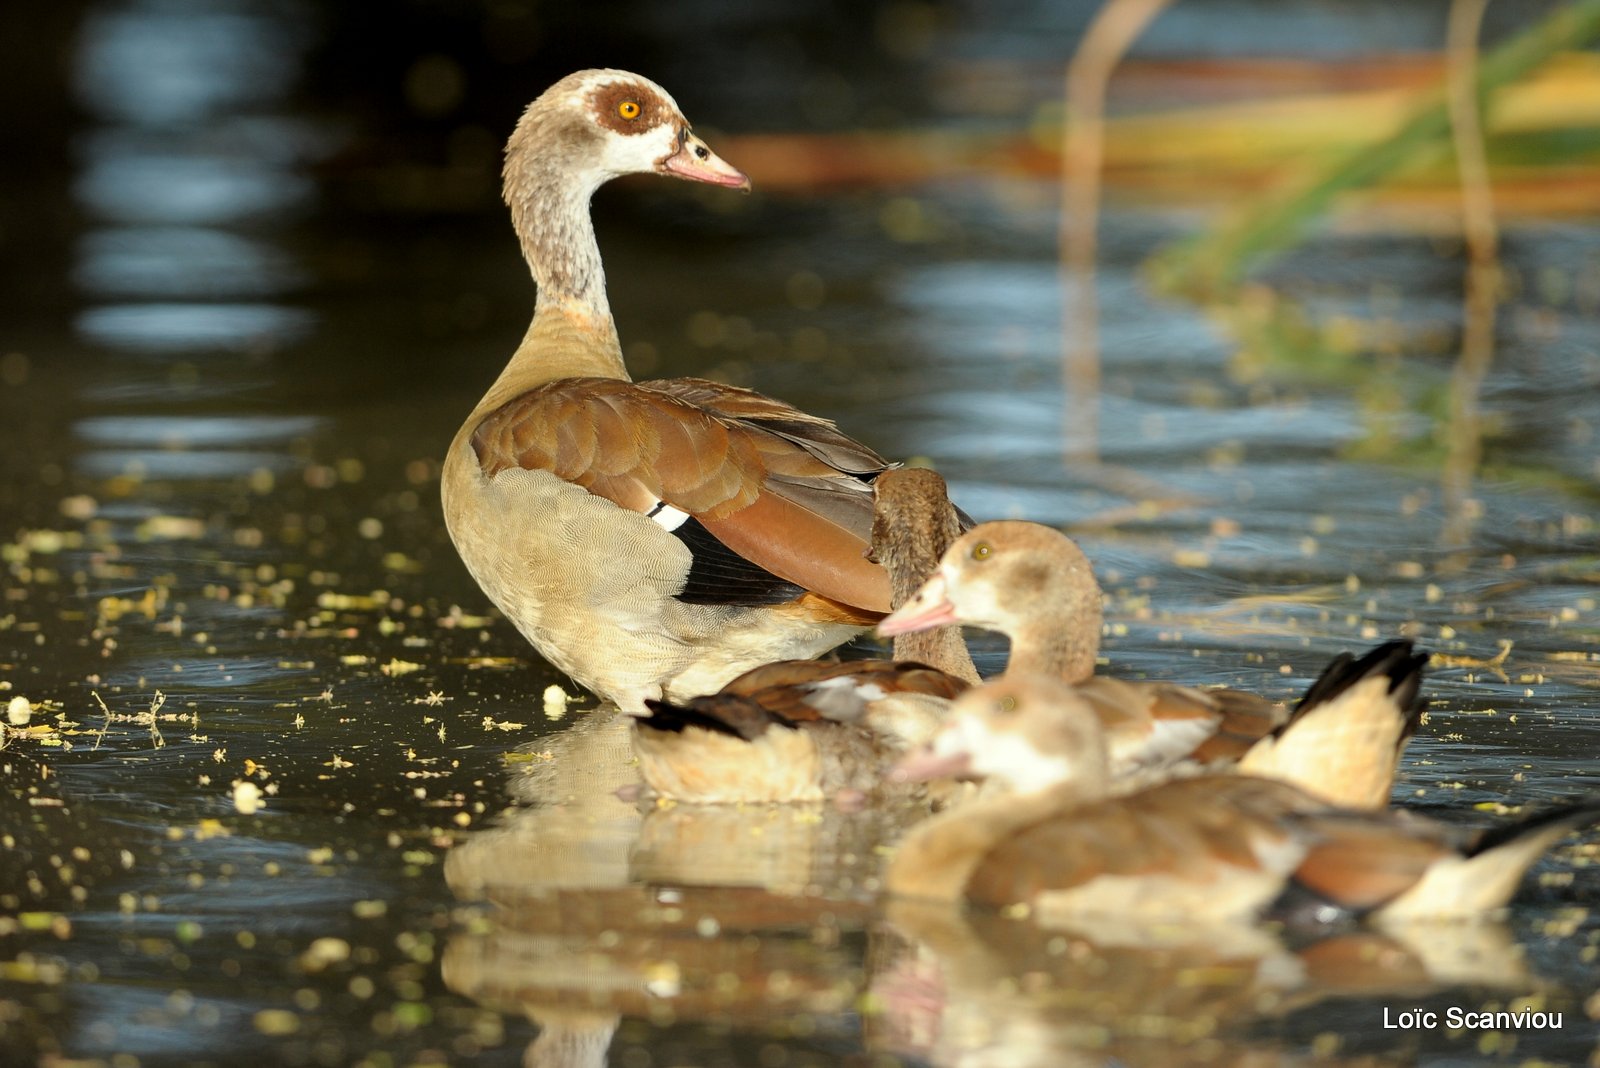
top-left (670, 516), bottom-right (807, 606)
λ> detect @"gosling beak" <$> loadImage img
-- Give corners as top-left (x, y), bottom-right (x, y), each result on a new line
top-left (877, 572), bottom-right (957, 637)
top-left (659, 128), bottom-right (751, 191)
top-left (890, 744), bottom-right (972, 784)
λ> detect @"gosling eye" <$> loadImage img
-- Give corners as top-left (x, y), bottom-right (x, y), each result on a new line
top-left (970, 542), bottom-right (992, 562)
top-left (618, 100), bottom-right (641, 120)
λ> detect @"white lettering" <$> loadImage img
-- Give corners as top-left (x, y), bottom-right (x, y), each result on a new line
top-left (1383, 1008), bottom-right (1437, 1028)
top-left (1446, 1007), bottom-right (1563, 1029)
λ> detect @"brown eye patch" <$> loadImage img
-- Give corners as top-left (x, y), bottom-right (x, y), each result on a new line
top-left (592, 82), bottom-right (671, 135)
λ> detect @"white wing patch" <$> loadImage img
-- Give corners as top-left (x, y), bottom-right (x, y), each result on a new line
top-left (647, 501), bottom-right (690, 531)
top-left (1110, 715), bottom-right (1219, 775)
top-left (800, 676), bottom-right (888, 721)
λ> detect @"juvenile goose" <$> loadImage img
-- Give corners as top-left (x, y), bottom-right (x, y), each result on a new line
top-left (443, 70), bottom-right (902, 712)
top-left (631, 469), bottom-right (980, 804)
top-left (880, 522), bottom-right (1425, 806)
top-left (886, 672), bottom-right (1600, 925)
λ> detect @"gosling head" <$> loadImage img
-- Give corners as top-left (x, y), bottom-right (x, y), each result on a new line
top-left (878, 521), bottom-right (1102, 642)
top-left (895, 673), bottom-right (1112, 798)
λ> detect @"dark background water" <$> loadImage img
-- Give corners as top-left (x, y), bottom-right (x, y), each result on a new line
top-left (3, 1), bottom-right (1599, 1065)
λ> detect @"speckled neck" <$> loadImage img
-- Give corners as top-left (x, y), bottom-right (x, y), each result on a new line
top-left (489, 112), bottom-right (628, 398)
top-left (507, 153), bottom-right (611, 316)
top-left (874, 478), bottom-right (981, 685)
top-left (893, 627), bottom-right (979, 685)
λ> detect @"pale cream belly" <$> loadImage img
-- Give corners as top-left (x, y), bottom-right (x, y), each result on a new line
top-left (440, 439), bottom-right (864, 710)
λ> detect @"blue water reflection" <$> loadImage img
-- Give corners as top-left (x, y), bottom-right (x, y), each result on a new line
top-left (74, 5), bottom-right (307, 125)
top-left (71, 0), bottom-right (320, 364)
top-left (74, 138), bottom-right (314, 226)
top-left (75, 227), bottom-right (304, 298)
top-left (75, 448), bottom-right (301, 479)
top-left (76, 303), bottom-right (315, 353)
top-left (75, 414), bottom-right (322, 446)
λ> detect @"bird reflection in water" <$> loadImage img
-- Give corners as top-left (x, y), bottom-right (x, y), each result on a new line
top-left (438, 707), bottom-right (1553, 1067)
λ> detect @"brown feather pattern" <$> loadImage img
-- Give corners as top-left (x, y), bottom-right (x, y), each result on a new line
top-left (648, 659), bottom-right (969, 735)
top-left (472, 376), bottom-right (894, 611)
top-left (1188, 690), bottom-right (1286, 763)
top-left (1288, 817), bottom-right (1452, 910)
top-left (962, 776), bottom-right (1316, 909)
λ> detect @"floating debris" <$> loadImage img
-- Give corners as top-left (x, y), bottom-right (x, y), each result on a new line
top-left (542, 685), bottom-right (572, 720)
top-left (232, 781), bottom-right (264, 815)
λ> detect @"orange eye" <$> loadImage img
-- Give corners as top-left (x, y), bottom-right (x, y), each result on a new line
top-left (618, 100), bottom-right (641, 120)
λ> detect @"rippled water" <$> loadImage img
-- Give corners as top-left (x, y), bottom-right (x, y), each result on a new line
top-left (4, 2), bottom-right (1599, 1065)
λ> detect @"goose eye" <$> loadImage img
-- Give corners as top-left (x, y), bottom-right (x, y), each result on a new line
top-left (618, 100), bottom-right (641, 120)
top-left (970, 542), bottom-right (992, 562)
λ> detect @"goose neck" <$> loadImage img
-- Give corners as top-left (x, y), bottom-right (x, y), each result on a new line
top-left (1004, 619), bottom-right (1098, 684)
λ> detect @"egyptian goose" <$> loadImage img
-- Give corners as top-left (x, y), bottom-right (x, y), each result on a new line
top-left (630, 469), bottom-right (980, 804)
top-left (442, 70), bottom-right (899, 712)
top-left (886, 672), bottom-right (1600, 924)
top-left (880, 522), bottom-right (1425, 806)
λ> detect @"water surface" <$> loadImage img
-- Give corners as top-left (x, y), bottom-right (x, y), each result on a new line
top-left (3, 2), bottom-right (1598, 1065)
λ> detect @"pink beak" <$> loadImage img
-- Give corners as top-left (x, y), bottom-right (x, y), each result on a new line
top-left (877, 572), bottom-right (958, 638)
top-left (659, 130), bottom-right (751, 191)
top-left (890, 745), bottom-right (972, 784)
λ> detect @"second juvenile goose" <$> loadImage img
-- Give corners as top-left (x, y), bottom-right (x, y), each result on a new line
top-left (880, 521), bottom-right (1426, 807)
top-left (886, 672), bottom-right (1600, 925)
top-left (443, 70), bottom-right (907, 713)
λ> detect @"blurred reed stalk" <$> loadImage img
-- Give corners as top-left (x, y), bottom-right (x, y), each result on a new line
top-left (1060, 0), bottom-right (1175, 465)
top-left (1149, 0), bottom-right (1600, 296)
top-left (1441, 0), bottom-right (1498, 551)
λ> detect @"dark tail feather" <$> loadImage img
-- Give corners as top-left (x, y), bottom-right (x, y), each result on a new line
top-left (639, 696), bottom-right (791, 742)
top-left (1467, 796), bottom-right (1600, 859)
top-left (1280, 639), bottom-right (1428, 741)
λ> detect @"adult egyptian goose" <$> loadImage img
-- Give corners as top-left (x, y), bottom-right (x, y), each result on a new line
top-left (630, 469), bottom-right (980, 804)
top-left (880, 521), bottom-right (1426, 807)
top-left (886, 672), bottom-right (1600, 924)
top-left (442, 70), bottom-right (898, 712)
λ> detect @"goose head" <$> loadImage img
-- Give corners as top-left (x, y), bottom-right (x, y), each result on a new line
top-left (895, 674), bottom-right (1112, 797)
top-left (877, 521), bottom-right (1103, 643)
top-left (507, 68), bottom-right (749, 196)
top-left (503, 70), bottom-right (750, 305)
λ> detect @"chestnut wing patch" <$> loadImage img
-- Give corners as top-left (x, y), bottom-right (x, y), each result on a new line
top-left (470, 376), bottom-right (894, 612)
top-left (1282, 814), bottom-right (1449, 913)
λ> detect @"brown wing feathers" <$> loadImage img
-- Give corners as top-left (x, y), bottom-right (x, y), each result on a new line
top-left (643, 378), bottom-right (889, 475)
top-left (472, 377), bottom-right (894, 611)
top-left (1188, 690), bottom-right (1285, 763)
top-left (1285, 817), bottom-right (1451, 911)
top-left (639, 693), bottom-right (802, 742)
top-left (640, 658), bottom-right (969, 742)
